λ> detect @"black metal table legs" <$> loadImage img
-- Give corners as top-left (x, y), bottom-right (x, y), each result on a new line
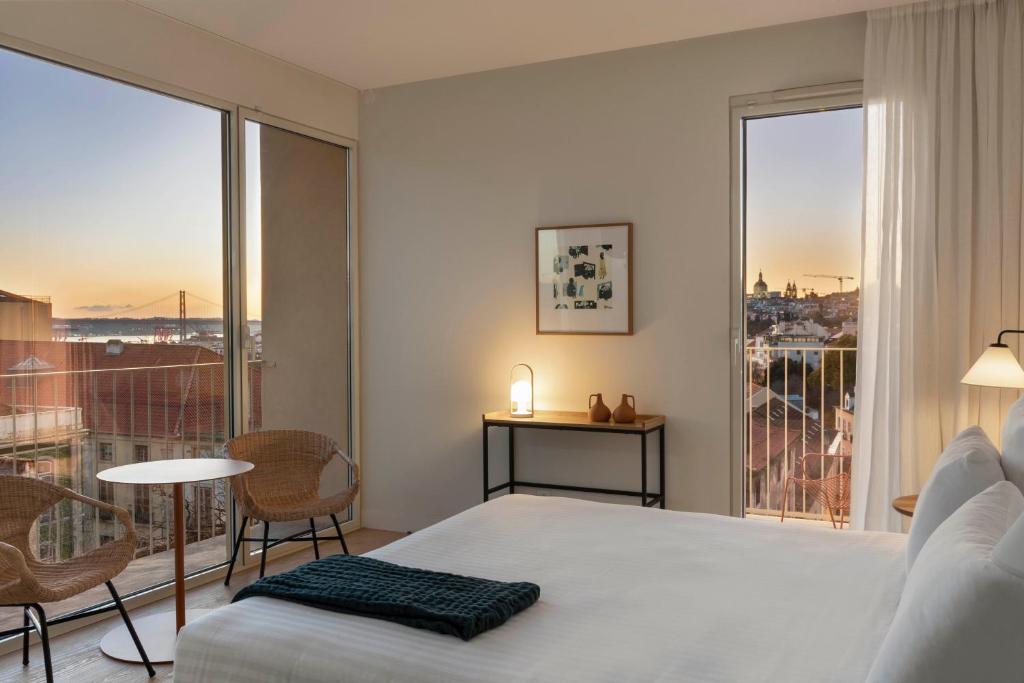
top-left (641, 431), bottom-right (647, 506)
top-left (659, 425), bottom-right (665, 509)
top-left (509, 427), bottom-right (515, 494)
top-left (483, 422), bottom-right (666, 508)
top-left (482, 425), bottom-right (489, 502)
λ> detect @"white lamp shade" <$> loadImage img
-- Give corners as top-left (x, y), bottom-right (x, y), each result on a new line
top-left (510, 380), bottom-right (532, 415)
top-left (508, 363), bottom-right (534, 417)
top-left (962, 345), bottom-right (1024, 388)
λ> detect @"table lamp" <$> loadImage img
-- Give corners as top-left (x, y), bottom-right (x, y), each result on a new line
top-left (509, 363), bottom-right (534, 417)
top-left (961, 329), bottom-right (1024, 388)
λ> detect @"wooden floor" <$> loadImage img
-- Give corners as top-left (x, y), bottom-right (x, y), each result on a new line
top-left (0, 528), bottom-right (406, 682)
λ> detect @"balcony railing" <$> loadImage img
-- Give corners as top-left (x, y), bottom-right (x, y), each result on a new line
top-left (745, 345), bottom-right (856, 522)
top-left (0, 359), bottom-right (262, 561)
top-left (0, 354), bottom-right (262, 633)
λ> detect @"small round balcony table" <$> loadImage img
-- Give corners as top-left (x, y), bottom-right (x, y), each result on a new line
top-left (97, 458), bottom-right (253, 664)
top-left (892, 494), bottom-right (918, 517)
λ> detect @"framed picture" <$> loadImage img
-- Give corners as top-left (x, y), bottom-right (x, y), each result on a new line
top-left (536, 222), bottom-right (633, 335)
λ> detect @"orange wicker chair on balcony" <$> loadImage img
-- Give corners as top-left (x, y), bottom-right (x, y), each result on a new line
top-left (223, 430), bottom-right (360, 585)
top-left (0, 476), bottom-right (154, 682)
top-left (779, 453), bottom-right (851, 529)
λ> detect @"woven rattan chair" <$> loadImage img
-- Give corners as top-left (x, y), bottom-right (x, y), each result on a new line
top-left (0, 476), bottom-right (154, 682)
top-left (779, 453), bottom-right (851, 529)
top-left (223, 430), bottom-right (360, 585)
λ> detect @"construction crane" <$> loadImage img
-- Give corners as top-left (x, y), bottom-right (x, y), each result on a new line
top-left (803, 274), bottom-right (855, 293)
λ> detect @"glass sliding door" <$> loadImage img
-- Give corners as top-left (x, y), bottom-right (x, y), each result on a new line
top-left (239, 113), bottom-right (353, 563)
top-left (0, 45), bottom-right (229, 630)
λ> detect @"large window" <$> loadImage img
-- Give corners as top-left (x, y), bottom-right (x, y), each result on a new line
top-left (733, 88), bottom-right (862, 525)
top-left (0, 45), bottom-right (228, 628)
top-left (0, 40), bottom-right (357, 639)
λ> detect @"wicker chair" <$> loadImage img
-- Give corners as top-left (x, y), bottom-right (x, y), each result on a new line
top-left (0, 476), bottom-right (154, 682)
top-left (779, 453), bottom-right (851, 529)
top-left (223, 430), bottom-right (360, 585)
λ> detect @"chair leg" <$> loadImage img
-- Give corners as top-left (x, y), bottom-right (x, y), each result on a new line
top-left (106, 581), bottom-right (155, 678)
top-left (29, 604), bottom-right (53, 683)
top-left (309, 519), bottom-right (320, 560)
top-left (224, 515), bottom-right (249, 586)
top-left (259, 521), bottom-right (270, 578)
top-left (22, 607), bottom-right (29, 666)
top-left (330, 513), bottom-right (349, 555)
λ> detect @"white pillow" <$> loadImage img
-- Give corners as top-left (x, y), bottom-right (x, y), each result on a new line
top-left (906, 426), bottom-right (1003, 569)
top-left (867, 481), bottom-right (1024, 683)
top-left (1001, 394), bottom-right (1024, 493)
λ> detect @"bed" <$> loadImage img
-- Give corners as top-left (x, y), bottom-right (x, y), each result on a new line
top-left (174, 494), bottom-right (906, 682)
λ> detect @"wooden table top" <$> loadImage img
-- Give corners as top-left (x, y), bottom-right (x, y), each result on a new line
top-left (892, 494), bottom-right (918, 517)
top-left (483, 409), bottom-right (665, 432)
top-left (98, 458), bottom-right (253, 485)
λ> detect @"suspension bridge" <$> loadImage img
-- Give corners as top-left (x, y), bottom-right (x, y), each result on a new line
top-left (66, 291), bottom-right (227, 343)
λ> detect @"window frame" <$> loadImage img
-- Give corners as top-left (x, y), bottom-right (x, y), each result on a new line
top-left (133, 444), bottom-right (150, 463)
top-left (728, 82), bottom-right (863, 518)
top-left (133, 485), bottom-right (151, 526)
top-left (98, 479), bottom-right (115, 522)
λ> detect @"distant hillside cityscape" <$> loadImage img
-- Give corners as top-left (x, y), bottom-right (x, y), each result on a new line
top-left (2, 268), bottom-right (859, 552)
top-left (744, 271), bottom-right (858, 520)
top-left (0, 288), bottom-right (261, 566)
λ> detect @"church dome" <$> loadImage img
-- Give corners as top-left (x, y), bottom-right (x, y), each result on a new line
top-left (753, 270), bottom-right (768, 298)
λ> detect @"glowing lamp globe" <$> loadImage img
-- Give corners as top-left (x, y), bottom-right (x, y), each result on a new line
top-left (509, 364), bottom-right (534, 417)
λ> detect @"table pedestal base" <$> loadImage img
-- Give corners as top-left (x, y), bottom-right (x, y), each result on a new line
top-left (100, 609), bottom-right (212, 664)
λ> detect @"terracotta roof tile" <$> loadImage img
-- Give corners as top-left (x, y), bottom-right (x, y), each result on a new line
top-left (0, 340), bottom-right (262, 440)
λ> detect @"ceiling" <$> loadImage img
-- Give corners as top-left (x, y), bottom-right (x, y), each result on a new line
top-left (132, 0), bottom-right (911, 90)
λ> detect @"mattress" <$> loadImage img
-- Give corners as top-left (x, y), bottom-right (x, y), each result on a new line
top-left (174, 494), bottom-right (906, 682)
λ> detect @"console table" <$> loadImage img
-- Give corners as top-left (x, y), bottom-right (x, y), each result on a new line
top-left (482, 410), bottom-right (666, 508)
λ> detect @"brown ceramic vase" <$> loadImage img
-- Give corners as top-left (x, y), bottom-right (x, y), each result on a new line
top-left (588, 393), bottom-right (612, 422)
top-left (612, 394), bottom-right (637, 423)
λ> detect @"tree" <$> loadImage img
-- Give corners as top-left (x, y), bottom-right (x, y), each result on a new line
top-left (806, 335), bottom-right (857, 421)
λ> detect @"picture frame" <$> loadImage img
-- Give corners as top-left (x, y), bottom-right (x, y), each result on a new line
top-left (535, 222), bottom-right (633, 335)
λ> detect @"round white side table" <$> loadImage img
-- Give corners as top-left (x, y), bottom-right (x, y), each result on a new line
top-left (97, 458), bottom-right (253, 663)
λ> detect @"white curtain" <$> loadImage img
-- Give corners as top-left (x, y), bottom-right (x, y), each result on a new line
top-left (853, 0), bottom-right (1024, 531)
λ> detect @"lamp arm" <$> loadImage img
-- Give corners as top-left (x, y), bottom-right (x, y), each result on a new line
top-left (996, 329), bottom-right (1024, 346)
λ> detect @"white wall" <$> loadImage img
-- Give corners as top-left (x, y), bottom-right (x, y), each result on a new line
top-left (0, 0), bottom-right (358, 139)
top-left (359, 14), bottom-right (866, 531)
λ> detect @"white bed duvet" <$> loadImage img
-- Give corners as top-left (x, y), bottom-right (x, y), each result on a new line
top-left (174, 495), bottom-right (906, 683)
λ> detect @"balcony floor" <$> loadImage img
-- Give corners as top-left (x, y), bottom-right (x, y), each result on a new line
top-left (0, 527), bottom-right (405, 682)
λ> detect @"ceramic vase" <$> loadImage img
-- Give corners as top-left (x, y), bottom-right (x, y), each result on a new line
top-left (588, 393), bottom-right (611, 422)
top-left (612, 394), bottom-right (637, 423)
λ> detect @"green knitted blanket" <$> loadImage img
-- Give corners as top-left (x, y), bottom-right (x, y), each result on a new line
top-left (232, 554), bottom-right (540, 641)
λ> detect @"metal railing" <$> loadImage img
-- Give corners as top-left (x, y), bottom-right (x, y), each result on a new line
top-left (745, 346), bottom-right (856, 522)
top-left (0, 358), bottom-right (262, 563)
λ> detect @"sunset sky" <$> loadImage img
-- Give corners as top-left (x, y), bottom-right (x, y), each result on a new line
top-left (0, 46), bottom-right (226, 319)
top-left (2, 45), bottom-right (861, 320)
top-left (745, 107), bottom-right (862, 296)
